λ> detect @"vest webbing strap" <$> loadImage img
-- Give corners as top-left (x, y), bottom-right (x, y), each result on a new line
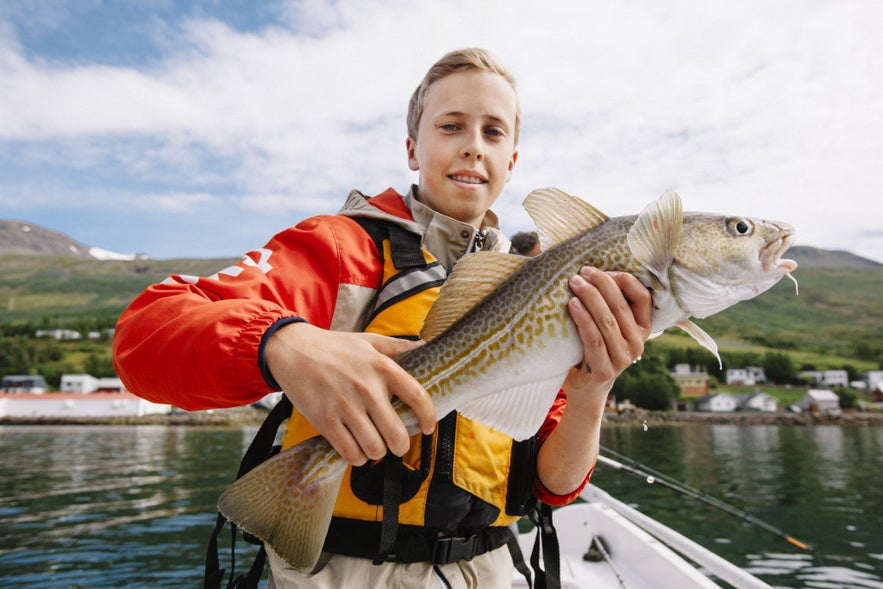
top-left (528, 502), bottom-right (561, 589)
top-left (204, 396), bottom-right (293, 589)
top-left (375, 452), bottom-right (404, 563)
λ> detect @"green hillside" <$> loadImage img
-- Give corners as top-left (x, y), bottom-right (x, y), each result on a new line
top-left (1, 255), bottom-right (238, 328)
top-left (1, 246), bottom-right (881, 385)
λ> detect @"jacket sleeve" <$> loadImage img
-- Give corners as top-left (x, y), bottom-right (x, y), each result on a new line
top-left (531, 389), bottom-right (595, 506)
top-left (112, 215), bottom-right (379, 410)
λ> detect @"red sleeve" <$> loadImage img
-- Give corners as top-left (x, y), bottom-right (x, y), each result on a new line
top-left (531, 389), bottom-right (595, 506)
top-left (112, 215), bottom-right (379, 410)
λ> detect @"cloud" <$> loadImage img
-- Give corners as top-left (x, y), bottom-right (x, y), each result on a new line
top-left (0, 0), bottom-right (882, 262)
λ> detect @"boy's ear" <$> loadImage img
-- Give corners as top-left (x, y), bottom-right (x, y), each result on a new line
top-left (406, 137), bottom-right (419, 171)
top-left (505, 149), bottom-right (519, 182)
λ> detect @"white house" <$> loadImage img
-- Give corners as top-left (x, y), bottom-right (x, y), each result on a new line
top-left (61, 374), bottom-right (99, 394)
top-left (0, 392), bottom-right (170, 418)
top-left (866, 371), bottom-right (883, 391)
top-left (35, 329), bottom-right (82, 341)
top-left (695, 393), bottom-right (739, 412)
top-left (798, 370), bottom-right (849, 388)
top-left (739, 392), bottom-right (778, 412)
top-left (60, 374), bottom-right (125, 394)
top-left (0, 375), bottom-right (49, 393)
top-left (726, 366), bottom-right (767, 386)
top-left (800, 389), bottom-right (841, 414)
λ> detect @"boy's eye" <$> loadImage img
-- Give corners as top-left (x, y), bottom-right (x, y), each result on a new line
top-left (484, 128), bottom-right (504, 138)
top-left (439, 123), bottom-right (460, 132)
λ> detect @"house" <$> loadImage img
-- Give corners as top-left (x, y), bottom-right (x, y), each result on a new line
top-left (34, 329), bottom-right (82, 341)
top-left (0, 375), bottom-right (49, 393)
top-left (726, 366), bottom-right (767, 386)
top-left (671, 364), bottom-right (709, 397)
top-left (61, 374), bottom-right (126, 394)
top-left (800, 389), bottom-right (841, 414)
top-left (0, 392), bottom-right (170, 418)
top-left (61, 374), bottom-right (99, 394)
top-left (95, 377), bottom-right (124, 392)
top-left (738, 392), bottom-right (778, 412)
top-left (695, 393), bottom-right (739, 412)
top-left (866, 371), bottom-right (883, 391)
top-left (798, 370), bottom-right (849, 388)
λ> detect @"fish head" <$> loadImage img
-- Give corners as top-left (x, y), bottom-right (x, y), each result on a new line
top-left (670, 213), bottom-right (798, 319)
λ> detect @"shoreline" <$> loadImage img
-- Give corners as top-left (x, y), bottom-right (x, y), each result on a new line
top-left (3, 407), bottom-right (882, 427)
top-left (604, 409), bottom-right (883, 426)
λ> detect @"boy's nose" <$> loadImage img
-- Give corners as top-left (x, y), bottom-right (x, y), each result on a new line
top-left (461, 142), bottom-right (483, 160)
top-left (461, 130), bottom-right (483, 160)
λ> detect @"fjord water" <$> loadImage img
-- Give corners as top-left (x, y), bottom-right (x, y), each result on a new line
top-left (1, 423), bottom-right (881, 588)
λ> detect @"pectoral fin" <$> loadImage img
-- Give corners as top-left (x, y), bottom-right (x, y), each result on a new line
top-left (677, 319), bottom-right (722, 369)
top-left (627, 190), bottom-right (683, 291)
top-left (218, 436), bottom-right (347, 573)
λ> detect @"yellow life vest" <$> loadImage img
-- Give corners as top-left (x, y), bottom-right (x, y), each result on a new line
top-left (280, 218), bottom-right (535, 535)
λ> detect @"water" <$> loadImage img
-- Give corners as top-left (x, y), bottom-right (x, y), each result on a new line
top-left (1, 423), bottom-right (881, 588)
top-left (598, 424), bottom-right (883, 589)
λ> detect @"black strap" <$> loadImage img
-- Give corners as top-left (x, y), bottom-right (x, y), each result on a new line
top-left (375, 452), bottom-right (404, 563)
top-left (204, 397), bottom-right (293, 589)
top-left (507, 527), bottom-right (534, 588)
top-left (528, 503), bottom-right (561, 589)
top-left (351, 217), bottom-right (425, 271)
top-left (325, 518), bottom-right (513, 564)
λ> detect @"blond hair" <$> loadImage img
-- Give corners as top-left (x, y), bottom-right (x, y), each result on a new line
top-left (407, 48), bottom-right (521, 145)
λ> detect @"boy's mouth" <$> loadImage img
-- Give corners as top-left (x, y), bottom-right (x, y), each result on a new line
top-left (449, 174), bottom-right (486, 185)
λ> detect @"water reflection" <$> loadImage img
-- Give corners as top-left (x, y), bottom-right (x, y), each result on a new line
top-left (1, 423), bottom-right (880, 588)
top-left (599, 423), bottom-right (883, 588)
top-left (0, 425), bottom-right (258, 588)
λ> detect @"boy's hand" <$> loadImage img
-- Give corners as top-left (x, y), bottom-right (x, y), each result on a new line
top-left (264, 323), bottom-right (436, 466)
top-left (565, 267), bottom-right (652, 404)
top-left (536, 267), bottom-right (652, 497)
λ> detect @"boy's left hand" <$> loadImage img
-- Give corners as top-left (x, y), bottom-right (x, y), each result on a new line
top-left (564, 267), bottom-right (652, 401)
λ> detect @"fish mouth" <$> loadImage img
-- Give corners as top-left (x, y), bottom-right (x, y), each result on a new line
top-left (761, 231), bottom-right (798, 274)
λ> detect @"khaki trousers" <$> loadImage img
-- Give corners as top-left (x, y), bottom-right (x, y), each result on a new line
top-left (266, 544), bottom-right (514, 589)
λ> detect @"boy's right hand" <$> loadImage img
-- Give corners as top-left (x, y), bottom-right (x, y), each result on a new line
top-left (264, 322), bottom-right (436, 466)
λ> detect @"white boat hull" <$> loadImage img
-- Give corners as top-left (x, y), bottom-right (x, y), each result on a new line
top-left (512, 485), bottom-right (772, 589)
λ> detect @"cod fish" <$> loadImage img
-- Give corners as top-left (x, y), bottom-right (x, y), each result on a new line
top-left (218, 188), bottom-right (798, 572)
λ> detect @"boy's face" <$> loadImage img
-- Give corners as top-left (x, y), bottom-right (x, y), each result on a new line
top-left (407, 70), bottom-right (518, 228)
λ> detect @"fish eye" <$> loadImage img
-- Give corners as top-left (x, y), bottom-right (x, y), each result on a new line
top-left (726, 218), bottom-right (754, 237)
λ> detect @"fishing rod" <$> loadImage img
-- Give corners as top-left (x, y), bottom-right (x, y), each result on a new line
top-left (597, 446), bottom-right (818, 557)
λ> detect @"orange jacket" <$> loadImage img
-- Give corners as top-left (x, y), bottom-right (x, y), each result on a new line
top-left (113, 187), bottom-right (588, 505)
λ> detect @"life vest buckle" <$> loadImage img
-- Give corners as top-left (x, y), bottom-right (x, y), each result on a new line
top-left (432, 535), bottom-right (479, 565)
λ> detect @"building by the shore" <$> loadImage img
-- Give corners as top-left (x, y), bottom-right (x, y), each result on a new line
top-left (0, 392), bottom-right (171, 419)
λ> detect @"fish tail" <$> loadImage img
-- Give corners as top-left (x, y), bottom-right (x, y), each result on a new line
top-left (217, 436), bottom-right (346, 573)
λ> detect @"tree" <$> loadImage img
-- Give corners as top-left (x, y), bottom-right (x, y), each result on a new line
top-left (764, 352), bottom-right (796, 384)
top-left (612, 356), bottom-right (679, 410)
top-left (834, 387), bottom-right (859, 410)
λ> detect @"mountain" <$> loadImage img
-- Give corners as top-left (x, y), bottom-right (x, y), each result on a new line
top-left (3, 219), bottom-right (881, 269)
top-left (788, 246), bottom-right (882, 269)
top-left (0, 219), bottom-right (145, 261)
top-left (1, 220), bottom-right (881, 367)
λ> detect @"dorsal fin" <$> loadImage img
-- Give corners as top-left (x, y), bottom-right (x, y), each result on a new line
top-left (626, 190), bottom-right (682, 289)
top-left (420, 251), bottom-right (529, 341)
top-left (523, 187), bottom-right (609, 251)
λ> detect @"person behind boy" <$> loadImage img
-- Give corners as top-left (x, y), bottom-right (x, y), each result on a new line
top-left (509, 230), bottom-right (541, 257)
top-left (113, 48), bottom-right (651, 588)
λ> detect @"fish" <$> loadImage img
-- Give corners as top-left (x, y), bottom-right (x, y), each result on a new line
top-left (217, 188), bottom-right (798, 572)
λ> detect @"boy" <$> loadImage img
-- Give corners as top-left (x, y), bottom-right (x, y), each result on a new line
top-left (113, 48), bottom-right (651, 588)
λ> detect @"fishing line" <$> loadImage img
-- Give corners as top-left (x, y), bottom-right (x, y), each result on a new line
top-left (597, 446), bottom-right (823, 565)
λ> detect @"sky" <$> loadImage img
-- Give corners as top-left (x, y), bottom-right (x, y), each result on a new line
top-left (1, 0), bottom-right (882, 263)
